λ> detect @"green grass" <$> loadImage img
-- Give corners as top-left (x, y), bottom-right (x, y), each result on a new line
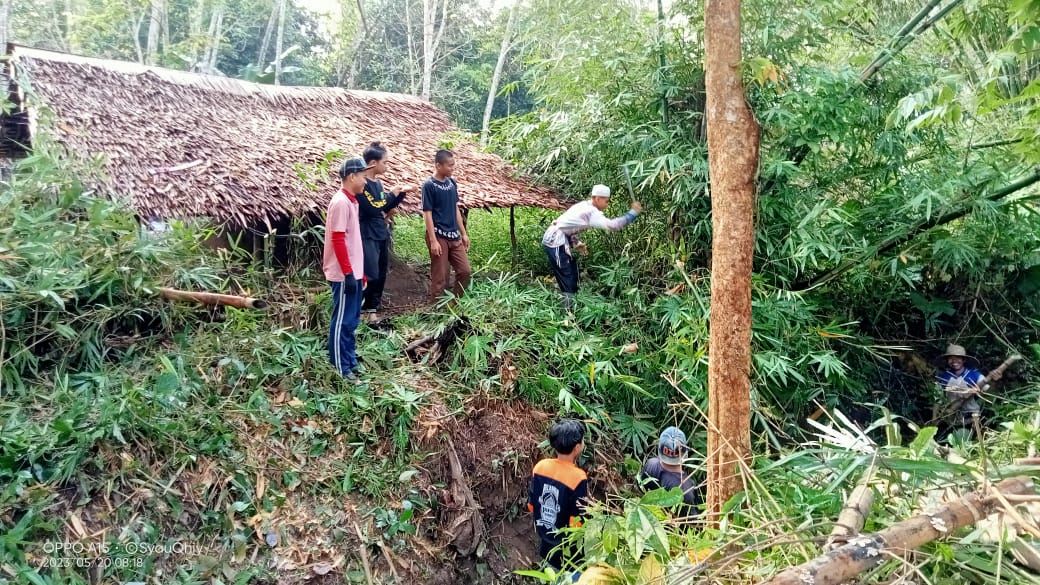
top-left (391, 206), bottom-right (559, 274)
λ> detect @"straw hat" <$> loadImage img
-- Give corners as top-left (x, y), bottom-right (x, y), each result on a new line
top-left (941, 344), bottom-right (978, 366)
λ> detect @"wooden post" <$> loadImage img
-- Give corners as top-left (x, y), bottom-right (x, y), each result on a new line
top-left (510, 206), bottom-right (517, 270)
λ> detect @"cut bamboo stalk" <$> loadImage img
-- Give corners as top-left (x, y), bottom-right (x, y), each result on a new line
top-left (825, 465), bottom-right (876, 550)
top-left (763, 477), bottom-right (1035, 585)
top-left (159, 287), bottom-right (268, 310)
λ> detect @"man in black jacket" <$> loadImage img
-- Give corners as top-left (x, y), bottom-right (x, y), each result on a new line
top-left (359, 142), bottom-right (416, 315)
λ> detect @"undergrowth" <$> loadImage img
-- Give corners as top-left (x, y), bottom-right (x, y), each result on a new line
top-left (3, 144), bottom-right (1040, 585)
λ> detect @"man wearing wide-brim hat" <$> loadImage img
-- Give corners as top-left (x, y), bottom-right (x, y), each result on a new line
top-left (935, 343), bottom-right (1003, 427)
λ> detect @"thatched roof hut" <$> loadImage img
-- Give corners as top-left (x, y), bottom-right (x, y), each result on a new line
top-left (0, 45), bottom-right (563, 227)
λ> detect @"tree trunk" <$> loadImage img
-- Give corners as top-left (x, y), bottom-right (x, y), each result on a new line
top-left (480, 4), bottom-right (516, 145)
top-left (132, 11), bottom-right (146, 64)
top-left (161, 0), bottom-right (169, 57)
top-left (405, 0), bottom-right (418, 95)
top-left (274, 0), bottom-right (286, 84)
top-left (345, 34), bottom-right (365, 88)
top-left (0, 0), bottom-right (10, 50)
top-left (344, 0), bottom-right (368, 86)
top-left (421, 0), bottom-right (448, 100)
top-left (207, 6), bottom-right (224, 72)
top-left (63, 0), bottom-right (74, 51)
top-left (704, 0), bottom-right (759, 519)
top-left (764, 477), bottom-right (1035, 585)
top-left (355, 0), bottom-right (368, 35)
top-left (146, 0), bottom-right (162, 64)
top-left (188, 0), bottom-right (206, 69)
top-left (257, 0), bottom-right (277, 67)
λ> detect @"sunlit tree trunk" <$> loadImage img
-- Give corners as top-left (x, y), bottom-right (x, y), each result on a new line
top-left (480, 4), bottom-right (516, 145)
top-left (274, 0), bottom-right (286, 84)
top-left (0, 0), bottom-right (9, 50)
top-left (63, 0), bottom-right (74, 50)
top-left (161, 0), bottom-right (169, 56)
top-left (146, 0), bottom-right (162, 64)
top-left (132, 11), bottom-right (145, 63)
top-left (345, 0), bottom-right (366, 88)
top-left (188, 0), bottom-right (206, 69)
top-left (206, 6), bottom-right (224, 72)
top-left (421, 0), bottom-right (448, 100)
top-left (405, 0), bottom-right (418, 95)
top-left (257, 0), bottom-right (277, 67)
top-left (704, 0), bottom-right (759, 518)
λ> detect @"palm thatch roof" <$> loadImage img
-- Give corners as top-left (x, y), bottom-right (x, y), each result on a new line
top-left (1, 45), bottom-right (563, 226)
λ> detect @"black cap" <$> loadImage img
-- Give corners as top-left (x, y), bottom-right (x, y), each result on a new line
top-left (338, 157), bottom-right (368, 179)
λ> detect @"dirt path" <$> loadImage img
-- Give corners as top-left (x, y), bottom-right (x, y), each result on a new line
top-left (380, 256), bottom-right (429, 315)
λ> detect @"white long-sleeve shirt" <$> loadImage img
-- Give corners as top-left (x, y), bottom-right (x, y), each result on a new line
top-left (541, 200), bottom-right (638, 249)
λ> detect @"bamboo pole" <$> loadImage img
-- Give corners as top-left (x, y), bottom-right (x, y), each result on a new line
top-left (825, 466), bottom-right (877, 550)
top-left (159, 287), bottom-right (268, 310)
top-left (763, 477), bottom-right (1035, 585)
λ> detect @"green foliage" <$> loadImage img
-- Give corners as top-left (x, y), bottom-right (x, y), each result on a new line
top-left (6, 0), bottom-right (1040, 581)
top-left (391, 206), bottom-right (557, 273)
top-left (0, 142), bottom-right (224, 389)
top-left (0, 146), bottom-right (428, 584)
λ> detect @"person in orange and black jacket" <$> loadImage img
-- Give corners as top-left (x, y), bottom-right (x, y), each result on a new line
top-left (528, 419), bottom-right (588, 570)
top-left (358, 142), bottom-right (417, 315)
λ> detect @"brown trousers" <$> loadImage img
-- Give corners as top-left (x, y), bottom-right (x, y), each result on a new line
top-left (429, 237), bottom-right (471, 301)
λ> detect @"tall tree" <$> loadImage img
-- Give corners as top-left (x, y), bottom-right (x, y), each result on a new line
top-left (205, 3), bottom-right (224, 72)
top-left (257, 0), bottom-right (277, 67)
top-left (405, 0), bottom-right (417, 94)
top-left (704, 0), bottom-right (759, 517)
top-left (188, 0), bottom-right (207, 69)
top-left (146, 0), bottom-right (164, 64)
top-left (421, 0), bottom-right (448, 100)
top-left (0, 0), bottom-right (9, 50)
top-left (480, 4), bottom-right (516, 145)
top-left (274, 0), bottom-right (286, 84)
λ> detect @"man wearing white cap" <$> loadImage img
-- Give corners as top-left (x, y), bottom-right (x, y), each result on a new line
top-left (541, 184), bottom-right (641, 310)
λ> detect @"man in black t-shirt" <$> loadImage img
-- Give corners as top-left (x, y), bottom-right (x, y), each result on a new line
top-left (422, 149), bottom-right (471, 302)
top-left (359, 142), bottom-right (416, 314)
top-left (640, 426), bottom-right (701, 517)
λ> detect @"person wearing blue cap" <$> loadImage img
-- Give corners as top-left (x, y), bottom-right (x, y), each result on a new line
top-left (322, 157), bottom-right (368, 382)
top-left (640, 426), bottom-right (701, 516)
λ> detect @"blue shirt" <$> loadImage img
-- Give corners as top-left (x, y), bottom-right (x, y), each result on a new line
top-left (937, 368), bottom-right (985, 414)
